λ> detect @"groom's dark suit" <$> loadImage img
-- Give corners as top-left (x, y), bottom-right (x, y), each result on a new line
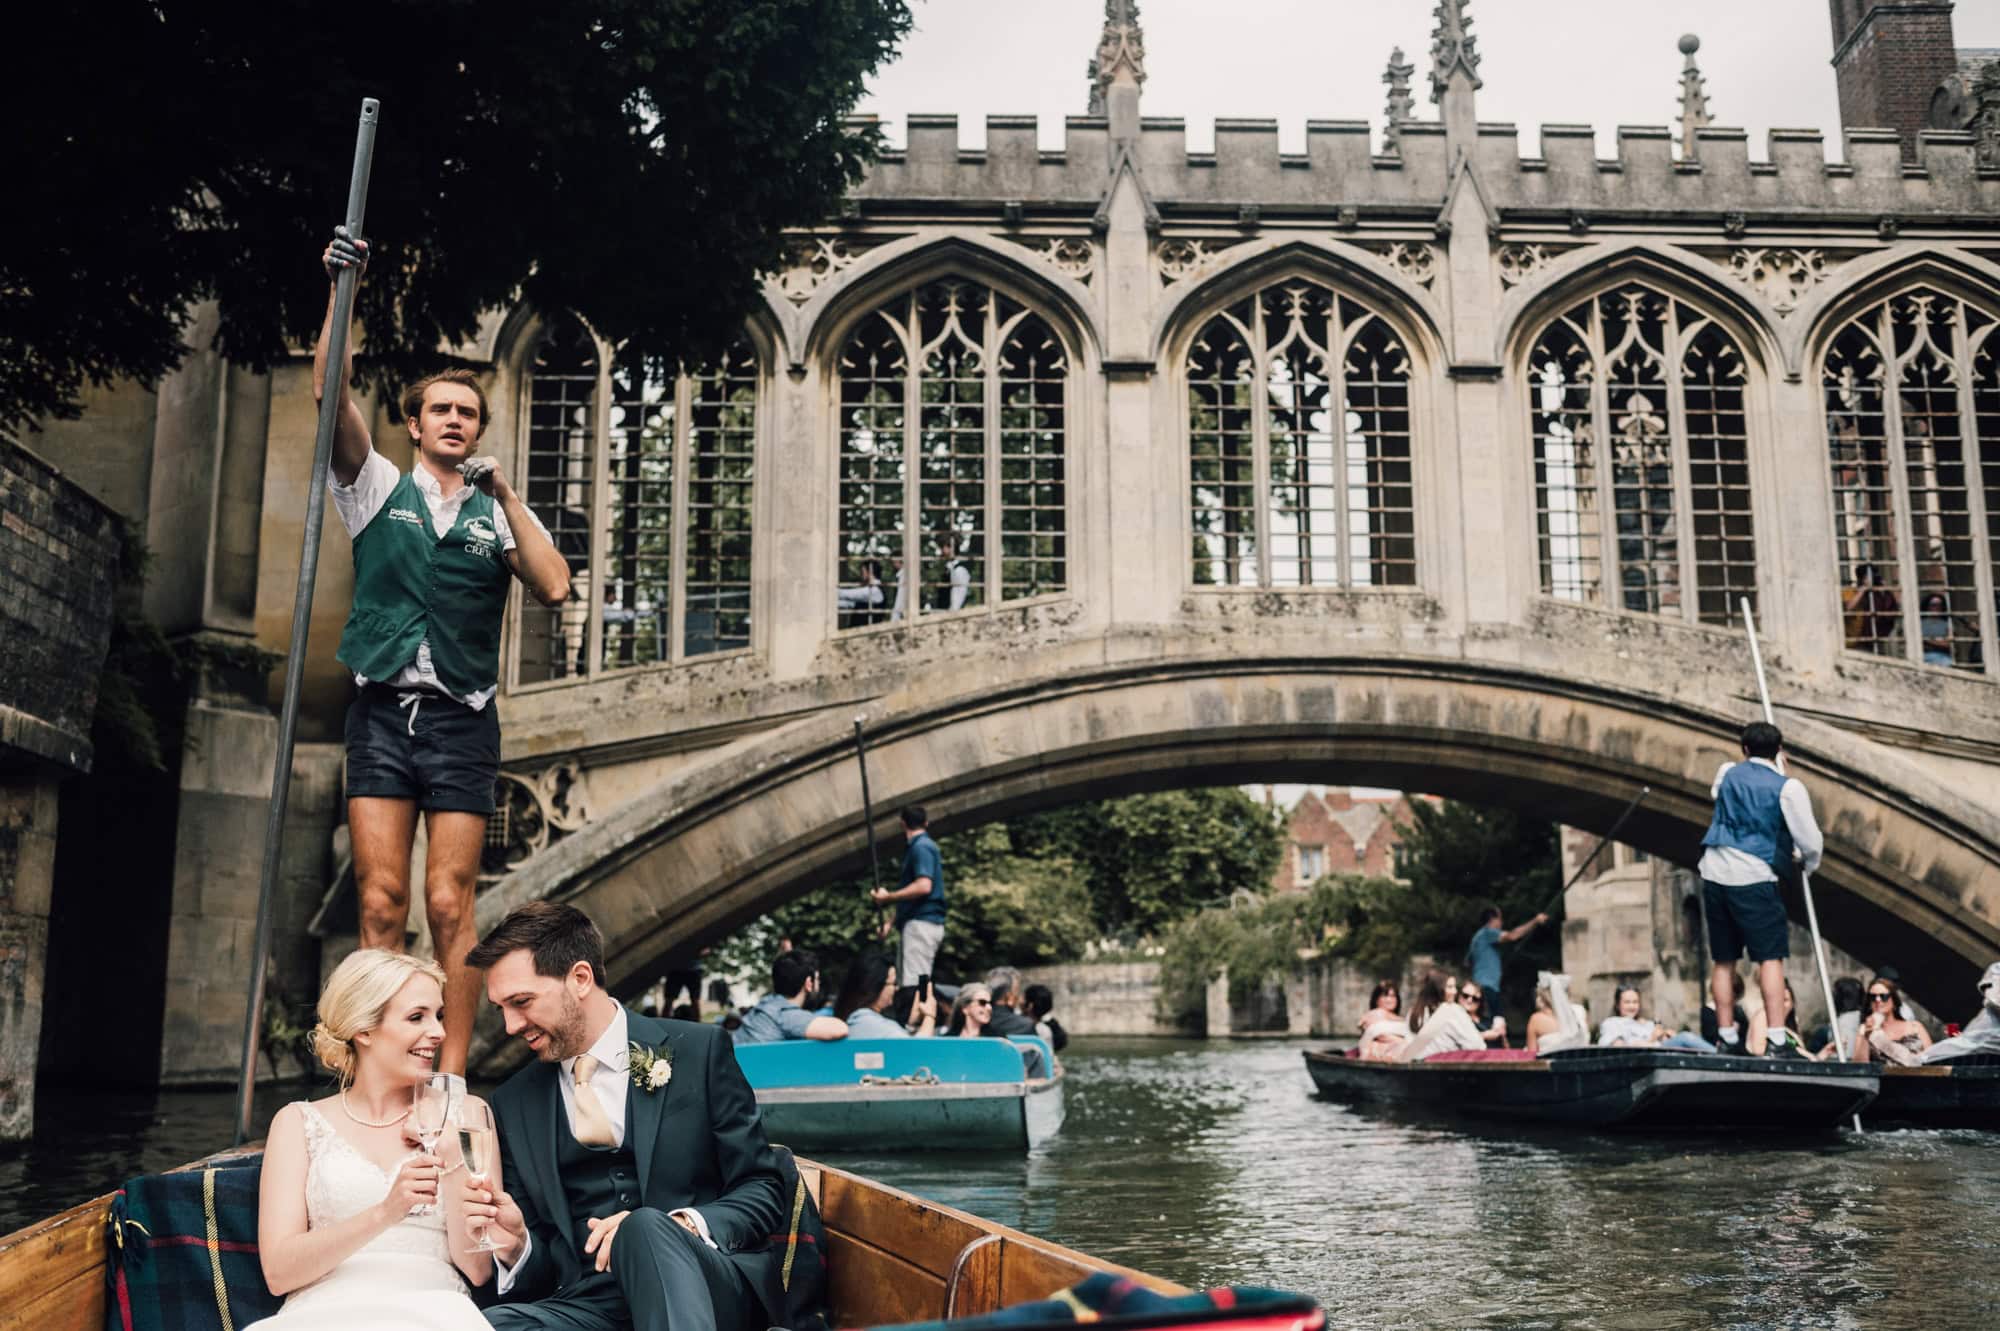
top-left (486, 1010), bottom-right (785, 1331)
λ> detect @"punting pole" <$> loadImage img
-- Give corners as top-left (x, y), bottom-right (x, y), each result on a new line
top-left (853, 718), bottom-right (888, 934)
top-left (234, 99), bottom-right (381, 1145)
top-left (1740, 597), bottom-right (1858, 1128)
top-left (1535, 785), bottom-right (1652, 921)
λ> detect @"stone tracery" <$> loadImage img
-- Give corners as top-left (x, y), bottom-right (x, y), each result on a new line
top-left (1526, 284), bottom-right (1756, 626)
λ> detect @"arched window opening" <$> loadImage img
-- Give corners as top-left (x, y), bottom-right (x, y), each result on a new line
top-left (1527, 285), bottom-right (1755, 625)
top-left (514, 317), bottom-right (758, 685)
top-left (1187, 279), bottom-right (1416, 589)
top-left (1824, 288), bottom-right (1999, 674)
top-left (836, 280), bottom-right (1069, 626)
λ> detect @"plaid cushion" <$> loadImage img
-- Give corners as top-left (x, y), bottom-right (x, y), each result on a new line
top-left (106, 1157), bottom-right (281, 1331)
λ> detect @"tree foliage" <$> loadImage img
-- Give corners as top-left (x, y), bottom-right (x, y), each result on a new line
top-left (707, 788), bottom-right (1286, 991)
top-left (5, 1), bottom-right (912, 434)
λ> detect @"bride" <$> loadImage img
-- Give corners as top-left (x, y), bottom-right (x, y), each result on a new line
top-left (248, 949), bottom-right (497, 1329)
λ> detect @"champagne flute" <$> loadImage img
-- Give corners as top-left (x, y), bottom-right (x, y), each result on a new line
top-left (411, 1073), bottom-right (452, 1216)
top-left (459, 1099), bottom-right (500, 1252)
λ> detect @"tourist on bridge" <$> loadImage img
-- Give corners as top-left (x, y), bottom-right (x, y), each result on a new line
top-left (873, 805), bottom-right (947, 985)
top-left (1698, 720), bottom-right (1824, 1058)
top-left (1464, 905), bottom-right (1548, 1017)
top-left (317, 229), bottom-right (571, 1081)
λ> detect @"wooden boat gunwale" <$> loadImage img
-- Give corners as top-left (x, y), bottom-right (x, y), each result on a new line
top-left (0, 1146), bottom-right (1170, 1331)
top-left (1303, 1046), bottom-right (1880, 1130)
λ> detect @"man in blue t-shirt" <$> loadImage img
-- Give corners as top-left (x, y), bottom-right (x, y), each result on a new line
top-left (732, 948), bottom-right (848, 1046)
top-left (872, 805), bottom-right (948, 985)
top-left (1466, 904), bottom-right (1548, 1011)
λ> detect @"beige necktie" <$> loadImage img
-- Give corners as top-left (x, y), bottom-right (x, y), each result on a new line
top-left (569, 1054), bottom-right (617, 1148)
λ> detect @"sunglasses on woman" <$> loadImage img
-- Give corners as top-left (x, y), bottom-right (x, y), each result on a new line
top-left (1869, 992), bottom-right (1894, 1004)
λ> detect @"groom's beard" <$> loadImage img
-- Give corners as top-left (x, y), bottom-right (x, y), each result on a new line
top-left (529, 992), bottom-right (593, 1062)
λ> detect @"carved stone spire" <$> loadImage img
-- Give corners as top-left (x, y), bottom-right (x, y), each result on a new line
top-left (1091, 0), bottom-right (1146, 110)
top-left (1383, 47), bottom-right (1417, 155)
top-left (1086, 60), bottom-right (1104, 117)
top-left (1428, 0), bottom-right (1482, 105)
top-left (1677, 34), bottom-right (1713, 160)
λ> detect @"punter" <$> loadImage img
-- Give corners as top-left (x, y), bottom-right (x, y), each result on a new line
top-left (1698, 720), bottom-right (1824, 1059)
top-left (316, 227), bottom-right (571, 1076)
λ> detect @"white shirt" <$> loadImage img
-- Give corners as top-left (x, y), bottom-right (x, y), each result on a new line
top-left (329, 448), bottom-right (554, 709)
top-left (495, 1005), bottom-right (712, 1294)
top-left (889, 559), bottom-right (971, 621)
top-left (1696, 758), bottom-right (1825, 886)
top-left (1597, 1016), bottom-right (1660, 1045)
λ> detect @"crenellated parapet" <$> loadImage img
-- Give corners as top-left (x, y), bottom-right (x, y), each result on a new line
top-left (847, 115), bottom-right (2000, 225)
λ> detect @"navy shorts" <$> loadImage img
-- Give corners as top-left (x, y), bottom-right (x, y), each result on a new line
top-left (1702, 877), bottom-right (1791, 964)
top-left (344, 684), bottom-right (500, 816)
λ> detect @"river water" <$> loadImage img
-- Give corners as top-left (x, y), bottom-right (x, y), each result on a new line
top-left (5, 1037), bottom-right (1997, 1327)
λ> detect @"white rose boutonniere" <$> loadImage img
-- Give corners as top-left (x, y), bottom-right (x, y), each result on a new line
top-left (630, 1041), bottom-right (673, 1094)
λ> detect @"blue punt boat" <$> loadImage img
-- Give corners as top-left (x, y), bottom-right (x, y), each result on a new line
top-left (734, 1036), bottom-right (1064, 1152)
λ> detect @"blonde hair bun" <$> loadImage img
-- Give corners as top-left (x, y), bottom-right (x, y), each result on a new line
top-left (314, 948), bottom-right (448, 1087)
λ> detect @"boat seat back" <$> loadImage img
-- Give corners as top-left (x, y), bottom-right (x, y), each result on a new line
top-left (1008, 1035), bottom-right (1055, 1077)
top-left (734, 1036), bottom-right (1033, 1089)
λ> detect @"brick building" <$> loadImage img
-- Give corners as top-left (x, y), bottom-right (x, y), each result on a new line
top-left (1267, 788), bottom-right (1432, 892)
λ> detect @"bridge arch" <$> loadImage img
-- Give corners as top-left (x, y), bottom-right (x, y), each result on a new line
top-left (470, 652), bottom-right (2000, 1068)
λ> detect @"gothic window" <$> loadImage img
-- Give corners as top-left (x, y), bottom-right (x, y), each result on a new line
top-left (514, 315), bottom-right (758, 685)
top-left (1824, 289), bottom-right (2000, 674)
top-left (835, 280), bottom-right (1069, 627)
top-left (1527, 285), bottom-right (1755, 625)
top-left (1187, 280), bottom-right (1417, 588)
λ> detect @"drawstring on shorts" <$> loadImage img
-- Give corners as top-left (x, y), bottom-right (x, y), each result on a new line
top-left (396, 690), bottom-right (424, 735)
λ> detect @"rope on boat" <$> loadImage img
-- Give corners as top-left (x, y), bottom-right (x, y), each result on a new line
top-left (859, 1067), bottom-right (942, 1086)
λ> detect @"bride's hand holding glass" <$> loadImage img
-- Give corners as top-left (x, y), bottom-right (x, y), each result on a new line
top-left (377, 1152), bottom-right (443, 1222)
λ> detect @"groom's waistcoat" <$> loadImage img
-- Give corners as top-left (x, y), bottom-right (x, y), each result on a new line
top-left (557, 1118), bottom-right (641, 1225)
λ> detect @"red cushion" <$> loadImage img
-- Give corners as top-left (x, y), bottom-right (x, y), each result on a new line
top-left (1423, 1048), bottom-right (1540, 1063)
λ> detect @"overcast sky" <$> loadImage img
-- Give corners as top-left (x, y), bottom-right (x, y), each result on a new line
top-left (859, 1), bottom-right (2000, 157)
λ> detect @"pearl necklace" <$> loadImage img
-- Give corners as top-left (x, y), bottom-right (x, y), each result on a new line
top-left (340, 1088), bottom-right (413, 1128)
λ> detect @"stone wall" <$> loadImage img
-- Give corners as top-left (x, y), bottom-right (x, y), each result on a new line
top-left (0, 439), bottom-right (120, 1139)
top-left (0, 441), bottom-right (120, 771)
top-left (1017, 961), bottom-right (1188, 1037)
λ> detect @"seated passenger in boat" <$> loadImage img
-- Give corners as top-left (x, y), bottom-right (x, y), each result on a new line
top-left (247, 949), bottom-right (493, 1331)
top-left (733, 948), bottom-right (849, 1045)
top-left (1022, 983), bottom-right (1069, 1053)
top-left (1394, 970), bottom-right (1485, 1062)
top-left (1922, 961), bottom-right (2000, 1063)
top-left (1459, 982), bottom-right (1507, 1046)
top-left (1597, 985), bottom-right (1715, 1051)
top-left (1853, 977), bottom-right (1932, 1066)
top-left (1359, 980), bottom-right (1401, 1031)
top-left (1808, 977), bottom-right (1864, 1058)
top-left (832, 953), bottom-right (936, 1038)
top-left (940, 981), bottom-right (1048, 1075)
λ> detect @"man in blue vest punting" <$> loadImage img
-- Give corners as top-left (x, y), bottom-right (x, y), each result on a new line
top-left (1698, 720), bottom-right (1824, 1059)
top-left (318, 228), bottom-right (572, 1076)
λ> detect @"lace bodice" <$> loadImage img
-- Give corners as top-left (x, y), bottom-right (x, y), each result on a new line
top-left (297, 1101), bottom-right (452, 1264)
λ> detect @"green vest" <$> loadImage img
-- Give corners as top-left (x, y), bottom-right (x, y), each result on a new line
top-left (337, 472), bottom-right (512, 698)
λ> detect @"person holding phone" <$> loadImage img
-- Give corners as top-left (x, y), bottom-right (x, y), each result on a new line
top-left (831, 953), bottom-right (936, 1038)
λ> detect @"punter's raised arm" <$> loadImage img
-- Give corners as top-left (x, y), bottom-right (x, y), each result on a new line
top-left (315, 225), bottom-right (374, 486)
top-left (460, 454), bottom-right (571, 609)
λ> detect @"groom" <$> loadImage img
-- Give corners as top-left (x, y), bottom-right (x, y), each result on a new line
top-left (464, 902), bottom-right (785, 1331)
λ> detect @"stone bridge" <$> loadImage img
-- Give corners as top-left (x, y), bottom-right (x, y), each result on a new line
top-left (443, 7), bottom-right (2000, 1067)
top-left (30, 3), bottom-right (2000, 1084)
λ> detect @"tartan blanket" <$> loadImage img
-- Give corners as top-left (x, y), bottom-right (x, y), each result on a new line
top-left (105, 1156), bottom-right (281, 1331)
top-left (864, 1272), bottom-right (1316, 1331)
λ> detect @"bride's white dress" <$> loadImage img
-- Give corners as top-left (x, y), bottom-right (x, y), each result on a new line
top-left (245, 1101), bottom-right (487, 1330)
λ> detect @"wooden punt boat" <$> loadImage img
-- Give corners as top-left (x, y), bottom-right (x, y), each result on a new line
top-left (1864, 1056), bottom-right (2000, 1129)
top-left (736, 1037), bottom-right (1065, 1152)
top-left (1303, 1047), bottom-right (1879, 1131)
top-left (0, 1151), bottom-right (1188, 1331)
